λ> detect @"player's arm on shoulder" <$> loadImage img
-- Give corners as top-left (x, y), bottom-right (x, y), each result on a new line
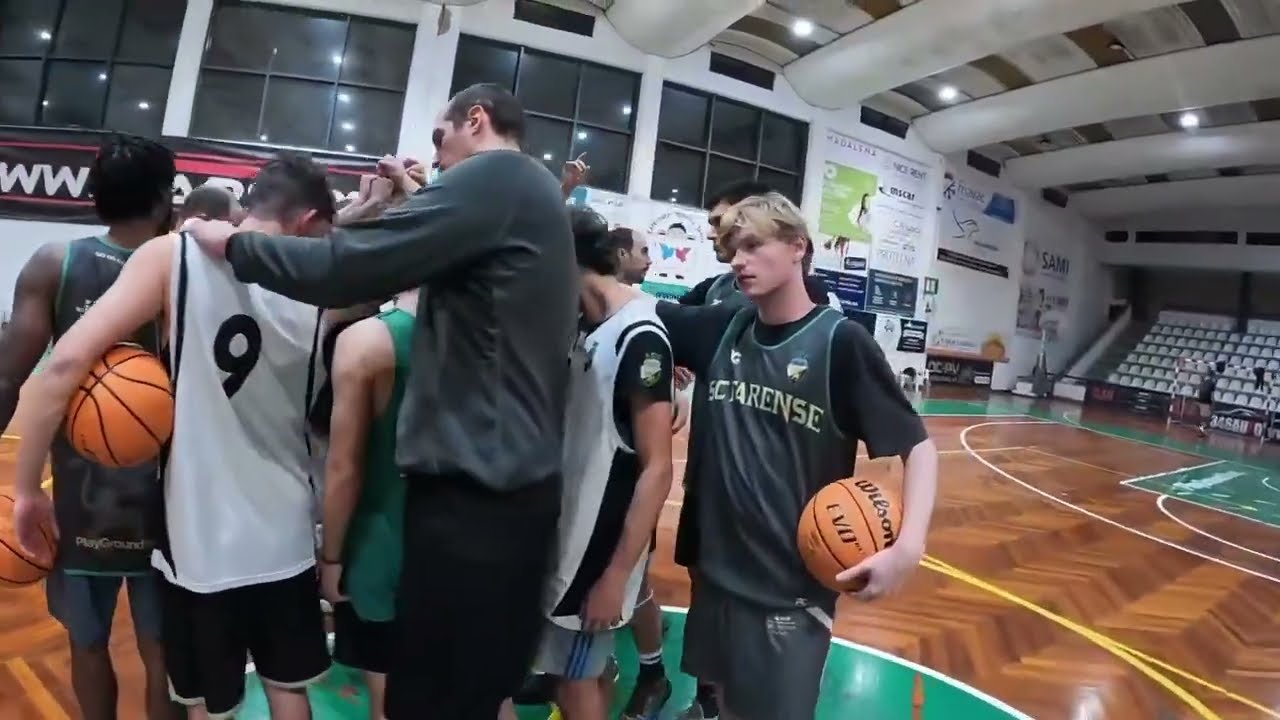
top-left (0, 242), bottom-right (64, 433)
top-left (14, 236), bottom-right (174, 497)
top-left (677, 276), bottom-right (716, 306)
top-left (832, 320), bottom-right (936, 554)
top-left (654, 302), bottom-right (737, 376)
top-left (320, 319), bottom-right (393, 566)
top-left (602, 332), bottom-right (674, 593)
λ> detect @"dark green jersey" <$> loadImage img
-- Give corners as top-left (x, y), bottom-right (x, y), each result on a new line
top-left (703, 272), bottom-right (749, 310)
top-left (343, 308), bottom-right (413, 622)
top-left (51, 236), bottom-right (164, 574)
top-left (699, 306), bottom-right (855, 610)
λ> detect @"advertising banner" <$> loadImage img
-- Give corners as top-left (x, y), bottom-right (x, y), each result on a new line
top-left (1016, 238), bottom-right (1072, 340)
top-left (925, 355), bottom-right (994, 386)
top-left (866, 268), bottom-right (918, 318)
top-left (1084, 381), bottom-right (1172, 418)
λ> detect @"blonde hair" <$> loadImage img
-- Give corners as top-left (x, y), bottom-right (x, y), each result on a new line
top-left (715, 192), bottom-right (810, 251)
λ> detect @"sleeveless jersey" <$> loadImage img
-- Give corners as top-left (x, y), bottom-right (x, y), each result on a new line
top-left (51, 236), bottom-right (164, 574)
top-left (343, 308), bottom-right (413, 622)
top-left (156, 235), bottom-right (324, 593)
top-left (545, 297), bottom-right (669, 631)
top-left (698, 307), bottom-right (855, 611)
top-left (704, 272), bottom-right (749, 310)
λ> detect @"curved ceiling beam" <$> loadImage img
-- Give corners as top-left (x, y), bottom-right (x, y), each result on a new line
top-left (917, 34), bottom-right (1280, 154)
top-left (1006, 121), bottom-right (1280, 189)
top-left (606, 0), bottom-right (764, 59)
top-left (1071, 175), bottom-right (1280, 218)
top-left (784, 0), bottom-right (1181, 109)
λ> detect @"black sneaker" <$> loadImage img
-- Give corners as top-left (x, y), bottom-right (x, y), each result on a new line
top-left (621, 673), bottom-right (672, 720)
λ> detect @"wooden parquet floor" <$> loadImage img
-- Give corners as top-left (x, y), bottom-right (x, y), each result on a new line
top-left (4, 396), bottom-right (1280, 718)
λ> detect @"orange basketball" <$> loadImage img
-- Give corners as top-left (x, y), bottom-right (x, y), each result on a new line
top-left (797, 477), bottom-right (904, 592)
top-left (66, 345), bottom-right (173, 468)
top-left (0, 494), bottom-right (55, 587)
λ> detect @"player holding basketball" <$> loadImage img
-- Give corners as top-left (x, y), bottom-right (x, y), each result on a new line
top-left (531, 207), bottom-right (673, 720)
top-left (5, 134), bottom-right (177, 720)
top-left (654, 193), bottom-right (938, 720)
top-left (315, 286), bottom-right (417, 720)
top-left (13, 154), bottom-right (394, 720)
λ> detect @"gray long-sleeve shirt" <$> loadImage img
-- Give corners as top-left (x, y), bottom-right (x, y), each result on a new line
top-left (225, 149), bottom-right (578, 491)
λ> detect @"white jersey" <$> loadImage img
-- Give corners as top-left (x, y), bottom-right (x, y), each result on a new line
top-left (544, 296), bottom-right (669, 631)
top-left (154, 235), bottom-right (324, 593)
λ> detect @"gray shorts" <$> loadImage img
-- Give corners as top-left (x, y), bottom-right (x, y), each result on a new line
top-left (532, 621), bottom-right (616, 681)
top-left (46, 570), bottom-right (164, 650)
top-left (681, 578), bottom-right (831, 720)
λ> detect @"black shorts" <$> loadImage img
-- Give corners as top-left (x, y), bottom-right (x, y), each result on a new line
top-left (386, 474), bottom-right (560, 720)
top-left (333, 601), bottom-right (396, 674)
top-left (163, 569), bottom-right (331, 717)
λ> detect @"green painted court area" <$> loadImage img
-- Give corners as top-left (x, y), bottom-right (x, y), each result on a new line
top-left (242, 610), bottom-right (1027, 719)
top-left (1123, 460), bottom-right (1280, 528)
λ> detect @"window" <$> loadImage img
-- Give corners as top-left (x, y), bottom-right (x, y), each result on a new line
top-left (0, 0), bottom-right (186, 135)
top-left (450, 35), bottom-right (640, 193)
top-left (191, 1), bottom-right (414, 155)
top-left (652, 83), bottom-right (807, 208)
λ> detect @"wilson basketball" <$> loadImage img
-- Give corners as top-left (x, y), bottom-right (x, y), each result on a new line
top-left (66, 345), bottom-right (174, 468)
top-left (0, 494), bottom-right (55, 587)
top-left (797, 478), bottom-right (903, 592)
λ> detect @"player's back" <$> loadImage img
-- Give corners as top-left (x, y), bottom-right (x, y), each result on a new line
top-left (156, 234), bottom-right (323, 593)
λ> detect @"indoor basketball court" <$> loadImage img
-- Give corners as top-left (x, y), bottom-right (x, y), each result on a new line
top-left (4, 394), bottom-right (1280, 719)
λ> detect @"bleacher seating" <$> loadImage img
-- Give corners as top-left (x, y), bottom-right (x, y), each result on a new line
top-left (1106, 310), bottom-right (1280, 411)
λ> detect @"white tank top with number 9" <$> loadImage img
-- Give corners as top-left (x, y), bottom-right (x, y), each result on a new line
top-left (154, 234), bottom-right (325, 593)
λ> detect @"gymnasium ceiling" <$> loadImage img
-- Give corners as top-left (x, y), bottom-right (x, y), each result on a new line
top-left (581, 0), bottom-right (1280, 221)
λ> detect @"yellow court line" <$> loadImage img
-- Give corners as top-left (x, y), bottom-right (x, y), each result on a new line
top-left (6, 658), bottom-right (70, 720)
top-left (922, 555), bottom-right (1279, 720)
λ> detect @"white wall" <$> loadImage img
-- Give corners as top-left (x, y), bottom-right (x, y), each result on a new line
top-left (1101, 207), bottom-right (1280, 272)
top-left (0, 219), bottom-right (104, 313)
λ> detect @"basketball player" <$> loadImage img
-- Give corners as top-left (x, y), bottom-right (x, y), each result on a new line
top-left (609, 227), bottom-right (651, 287)
top-left (5, 134), bottom-right (176, 720)
top-left (185, 83), bottom-right (577, 720)
top-left (532, 207), bottom-right (673, 720)
top-left (176, 185), bottom-right (244, 228)
top-left (13, 154), bottom-right (391, 720)
top-left (654, 193), bottom-right (938, 720)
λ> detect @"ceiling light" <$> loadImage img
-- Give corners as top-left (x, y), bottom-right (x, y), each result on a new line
top-left (621, 105), bottom-right (631, 116)
top-left (331, 54), bottom-right (343, 66)
top-left (938, 85), bottom-right (959, 102)
top-left (137, 101), bottom-right (150, 110)
top-left (792, 19), bottom-right (814, 37)
top-left (577, 131), bottom-right (587, 140)
top-left (338, 93), bottom-right (350, 103)
top-left (672, 189), bottom-right (678, 193)
top-left (260, 134), bottom-right (268, 141)
top-left (37, 30), bottom-right (52, 41)
top-left (1179, 111), bottom-right (1200, 129)
top-left (345, 144), bottom-right (355, 153)
top-left (42, 100), bottom-right (49, 107)
top-left (97, 72), bottom-right (107, 81)
top-left (341, 121), bottom-right (355, 131)
top-left (542, 153), bottom-right (553, 161)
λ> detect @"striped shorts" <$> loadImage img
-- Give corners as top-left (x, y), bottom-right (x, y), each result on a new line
top-left (532, 621), bottom-right (616, 680)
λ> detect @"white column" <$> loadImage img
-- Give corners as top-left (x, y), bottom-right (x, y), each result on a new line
top-left (799, 110), bottom-right (827, 227)
top-left (626, 54), bottom-right (665, 199)
top-left (161, 0), bottom-right (214, 137)
top-left (396, 3), bottom-right (461, 161)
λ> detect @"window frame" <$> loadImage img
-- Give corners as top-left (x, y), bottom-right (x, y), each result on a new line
top-left (653, 82), bottom-right (808, 207)
top-left (0, 0), bottom-right (184, 130)
top-left (450, 34), bottom-right (641, 193)
top-left (192, 0), bottom-right (414, 152)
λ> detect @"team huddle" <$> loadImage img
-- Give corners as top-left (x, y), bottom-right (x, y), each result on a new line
top-left (1, 83), bottom-right (937, 720)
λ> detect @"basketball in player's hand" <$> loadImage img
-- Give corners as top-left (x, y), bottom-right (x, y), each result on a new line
top-left (0, 494), bottom-right (55, 587)
top-left (797, 478), bottom-right (903, 592)
top-left (66, 345), bottom-right (174, 468)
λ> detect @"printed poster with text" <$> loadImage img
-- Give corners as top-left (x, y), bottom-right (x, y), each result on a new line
top-left (1016, 238), bottom-right (1072, 340)
top-left (928, 166), bottom-right (1023, 363)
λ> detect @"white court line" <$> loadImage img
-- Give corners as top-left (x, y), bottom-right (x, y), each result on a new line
top-left (961, 421), bottom-right (1280, 585)
top-left (1056, 410), bottom-right (1280, 474)
top-left (1119, 460), bottom-right (1224, 486)
top-left (1123, 481), bottom-right (1280, 531)
top-left (1262, 477), bottom-right (1280, 496)
top-left (1157, 495), bottom-right (1280, 565)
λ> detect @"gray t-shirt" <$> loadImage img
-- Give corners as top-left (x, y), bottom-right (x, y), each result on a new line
top-left (226, 150), bottom-right (577, 491)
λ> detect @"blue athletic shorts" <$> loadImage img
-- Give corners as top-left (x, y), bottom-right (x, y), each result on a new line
top-left (46, 570), bottom-right (164, 649)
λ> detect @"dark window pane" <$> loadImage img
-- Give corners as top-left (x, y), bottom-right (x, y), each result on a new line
top-left (709, 98), bottom-right (759, 160)
top-left (657, 86), bottom-right (708, 147)
top-left (54, 0), bottom-right (123, 59)
top-left (757, 167), bottom-right (800, 204)
top-left (0, 0), bottom-right (59, 55)
top-left (341, 21), bottom-right (414, 89)
top-left (207, 5), bottom-right (345, 80)
top-left (205, 4), bottom-right (276, 70)
top-left (651, 143), bottom-right (703, 204)
top-left (331, 85), bottom-right (402, 155)
top-left (104, 65), bottom-right (169, 136)
top-left (0, 60), bottom-right (42, 125)
top-left (117, 0), bottom-right (187, 65)
top-left (451, 37), bottom-right (517, 94)
top-left (570, 127), bottom-right (628, 193)
top-left (577, 64), bottom-right (635, 131)
top-left (516, 51), bottom-right (578, 118)
top-left (760, 113), bottom-right (804, 171)
top-left (41, 61), bottom-right (110, 128)
top-left (191, 70), bottom-right (265, 142)
top-left (261, 77), bottom-right (334, 149)
top-left (705, 156), bottom-right (755, 207)
top-left (523, 115), bottom-right (572, 177)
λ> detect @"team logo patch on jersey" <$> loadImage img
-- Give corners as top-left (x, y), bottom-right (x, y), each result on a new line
top-left (787, 356), bottom-right (809, 382)
top-left (640, 353), bottom-right (663, 387)
top-left (730, 348), bottom-right (742, 365)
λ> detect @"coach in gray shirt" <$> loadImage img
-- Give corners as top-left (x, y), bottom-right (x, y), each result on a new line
top-left (185, 84), bottom-right (576, 720)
